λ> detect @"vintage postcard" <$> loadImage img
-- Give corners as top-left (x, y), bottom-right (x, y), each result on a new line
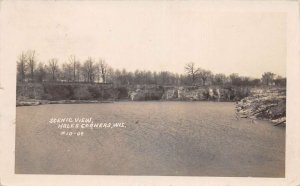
top-left (0, 1), bottom-right (299, 186)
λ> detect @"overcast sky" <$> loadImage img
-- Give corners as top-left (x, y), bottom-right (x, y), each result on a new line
top-left (0, 2), bottom-right (286, 78)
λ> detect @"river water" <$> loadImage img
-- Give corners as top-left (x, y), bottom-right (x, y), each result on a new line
top-left (15, 102), bottom-right (285, 177)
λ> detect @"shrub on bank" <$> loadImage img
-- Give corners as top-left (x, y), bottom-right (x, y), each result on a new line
top-left (73, 86), bottom-right (93, 100)
top-left (17, 83), bottom-right (44, 100)
top-left (115, 87), bottom-right (129, 100)
top-left (43, 84), bottom-right (73, 100)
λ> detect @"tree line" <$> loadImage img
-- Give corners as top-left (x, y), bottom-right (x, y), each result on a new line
top-left (17, 50), bottom-right (286, 87)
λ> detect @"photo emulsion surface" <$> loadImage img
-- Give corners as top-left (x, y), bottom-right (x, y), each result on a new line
top-left (14, 4), bottom-right (286, 177)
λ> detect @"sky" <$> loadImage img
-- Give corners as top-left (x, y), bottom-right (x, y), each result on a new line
top-left (0, 1), bottom-right (286, 78)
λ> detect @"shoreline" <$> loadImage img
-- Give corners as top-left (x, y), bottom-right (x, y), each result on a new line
top-left (16, 99), bottom-right (234, 107)
top-left (16, 99), bottom-right (116, 106)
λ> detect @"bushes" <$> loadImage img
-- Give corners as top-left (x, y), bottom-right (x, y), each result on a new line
top-left (69, 85), bottom-right (116, 100)
top-left (17, 83), bottom-right (117, 101)
top-left (43, 84), bottom-right (73, 100)
top-left (222, 86), bottom-right (250, 101)
top-left (116, 87), bottom-right (129, 99)
top-left (17, 83), bottom-right (44, 100)
top-left (87, 86), bottom-right (100, 99)
top-left (232, 87), bottom-right (251, 101)
top-left (73, 87), bottom-right (93, 100)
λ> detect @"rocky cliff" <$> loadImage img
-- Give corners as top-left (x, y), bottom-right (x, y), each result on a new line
top-left (128, 85), bottom-right (250, 102)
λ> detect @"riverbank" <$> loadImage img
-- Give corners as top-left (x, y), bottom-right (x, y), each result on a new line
top-left (16, 99), bottom-right (115, 106)
top-left (16, 82), bottom-right (251, 105)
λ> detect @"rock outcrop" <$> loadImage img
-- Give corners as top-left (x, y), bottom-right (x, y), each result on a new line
top-left (128, 86), bottom-right (164, 101)
top-left (161, 86), bottom-right (245, 101)
top-left (236, 88), bottom-right (286, 126)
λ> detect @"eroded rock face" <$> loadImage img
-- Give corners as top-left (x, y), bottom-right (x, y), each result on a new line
top-left (162, 89), bottom-right (178, 100)
top-left (164, 87), bottom-right (235, 101)
top-left (129, 89), bottom-right (143, 101)
top-left (178, 87), bottom-right (208, 101)
top-left (128, 86), bottom-right (164, 101)
top-left (236, 88), bottom-right (286, 126)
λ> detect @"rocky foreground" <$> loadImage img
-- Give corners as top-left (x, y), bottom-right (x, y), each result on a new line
top-left (236, 88), bottom-right (286, 126)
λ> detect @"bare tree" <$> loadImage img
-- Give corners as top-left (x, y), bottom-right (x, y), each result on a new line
top-left (274, 75), bottom-right (286, 87)
top-left (36, 62), bottom-right (47, 82)
top-left (99, 59), bottom-right (108, 83)
top-left (112, 69), bottom-right (132, 85)
top-left (62, 63), bottom-right (73, 82)
top-left (68, 55), bottom-right (80, 82)
top-left (113, 69), bottom-right (122, 85)
top-left (121, 69), bottom-right (129, 85)
top-left (75, 62), bottom-right (81, 82)
top-left (27, 50), bottom-right (36, 82)
top-left (229, 73), bottom-right (242, 86)
top-left (157, 71), bottom-right (169, 85)
top-left (185, 62), bottom-right (199, 85)
top-left (214, 73), bottom-right (227, 85)
top-left (95, 62), bottom-right (101, 83)
top-left (82, 57), bottom-right (95, 82)
top-left (48, 58), bottom-right (59, 81)
top-left (198, 68), bottom-right (213, 86)
top-left (17, 52), bottom-right (27, 82)
top-left (261, 72), bottom-right (276, 86)
top-left (106, 66), bottom-right (114, 83)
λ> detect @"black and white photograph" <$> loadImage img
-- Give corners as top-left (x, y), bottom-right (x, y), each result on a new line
top-left (0, 1), bottom-right (299, 186)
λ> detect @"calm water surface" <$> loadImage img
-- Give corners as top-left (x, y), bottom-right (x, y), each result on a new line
top-left (15, 102), bottom-right (285, 177)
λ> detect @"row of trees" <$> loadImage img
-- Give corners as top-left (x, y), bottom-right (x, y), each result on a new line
top-left (184, 62), bottom-right (286, 87)
top-left (17, 51), bottom-right (109, 83)
top-left (17, 51), bottom-right (286, 87)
